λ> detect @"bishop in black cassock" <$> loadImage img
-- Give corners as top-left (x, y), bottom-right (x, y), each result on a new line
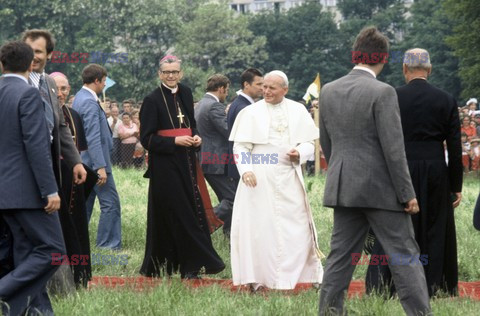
top-left (139, 56), bottom-right (224, 278)
top-left (366, 49), bottom-right (462, 297)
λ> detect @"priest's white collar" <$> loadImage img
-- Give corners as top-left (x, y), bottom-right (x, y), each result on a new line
top-left (206, 92), bottom-right (219, 102)
top-left (239, 91), bottom-right (255, 105)
top-left (162, 83), bottom-right (178, 94)
top-left (353, 66), bottom-right (377, 78)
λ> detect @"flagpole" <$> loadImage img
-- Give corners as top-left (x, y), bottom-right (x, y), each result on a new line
top-left (313, 73), bottom-right (321, 175)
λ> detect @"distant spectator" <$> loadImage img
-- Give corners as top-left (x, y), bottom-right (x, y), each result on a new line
top-left (108, 105), bottom-right (121, 165)
top-left (131, 110), bottom-right (144, 168)
top-left (461, 116), bottom-right (476, 140)
top-left (461, 132), bottom-right (471, 172)
top-left (117, 112), bottom-right (138, 168)
top-left (467, 98), bottom-right (480, 116)
top-left (121, 99), bottom-right (133, 115)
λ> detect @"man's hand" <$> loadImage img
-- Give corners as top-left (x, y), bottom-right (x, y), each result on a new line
top-left (73, 163), bottom-right (87, 185)
top-left (404, 198), bottom-right (420, 215)
top-left (453, 192), bottom-right (462, 208)
top-left (45, 195), bottom-right (61, 214)
top-left (242, 171), bottom-right (257, 188)
top-left (175, 135), bottom-right (195, 147)
top-left (287, 149), bottom-right (300, 163)
top-left (97, 167), bottom-right (107, 186)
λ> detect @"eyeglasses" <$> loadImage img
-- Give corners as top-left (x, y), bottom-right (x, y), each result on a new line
top-left (161, 70), bottom-right (180, 76)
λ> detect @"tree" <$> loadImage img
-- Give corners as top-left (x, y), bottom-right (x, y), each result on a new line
top-left (176, 2), bottom-right (267, 99)
top-left (389, 0), bottom-right (461, 99)
top-left (444, 0), bottom-right (480, 101)
top-left (249, 1), bottom-right (346, 100)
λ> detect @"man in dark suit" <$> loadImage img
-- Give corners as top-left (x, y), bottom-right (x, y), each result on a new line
top-left (318, 27), bottom-right (431, 315)
top-left (22, 29), bottom-right (87, 189)
top-left (0, 41), bottom-right (65, 316)
top-left (366, 48), bottom-right (463, 297)
top-left (195, 74), bottom-right (236, 236)
top-left (73, 64), bottom-right (122, 250)
top-left (226, 68), bottom-right (263, 181)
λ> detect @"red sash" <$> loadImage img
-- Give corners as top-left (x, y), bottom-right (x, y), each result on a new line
top-left (156, 128), bottom-right (224, 233)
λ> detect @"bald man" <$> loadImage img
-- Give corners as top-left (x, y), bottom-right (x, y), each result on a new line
top-left (366, 48), bottom-right (463, 297)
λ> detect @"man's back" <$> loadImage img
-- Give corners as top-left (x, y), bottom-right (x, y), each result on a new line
top-left (0, 76), bottom-right (57, 209)
top-left (397, 79), bottom-right (462, 192)
top-left (320, 69), bottom-right (414, 211)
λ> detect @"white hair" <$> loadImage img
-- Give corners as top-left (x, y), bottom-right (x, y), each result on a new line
top-left (403, 48), bottom-right (431, 71)
top-left (265, 70), bottom-right (289, 87)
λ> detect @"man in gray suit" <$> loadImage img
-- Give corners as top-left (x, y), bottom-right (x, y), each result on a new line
top-left (22, 29), bottom-right (87, 188)
top-left (195, 74), bottom-right (236, 236)
top-left (318, 27), bottom-right (431, 315)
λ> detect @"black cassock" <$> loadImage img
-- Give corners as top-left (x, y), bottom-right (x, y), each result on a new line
top-left (139, 83), bottom-right (224, 277)
top-left (59, 106), bottom-right (94, 287)
top-left (366, 79), bottom-right (463, 296)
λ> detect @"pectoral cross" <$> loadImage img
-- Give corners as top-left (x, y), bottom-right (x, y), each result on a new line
top-left (177, 107), bottom-right (185, 125)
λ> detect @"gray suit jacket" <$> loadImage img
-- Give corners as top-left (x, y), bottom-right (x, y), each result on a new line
top-left (319, 69), bottom-right (415, 211)
top-left (195, 93), bottom-right (229, 175)
top-left (0, 76), bottom-right (58, 209)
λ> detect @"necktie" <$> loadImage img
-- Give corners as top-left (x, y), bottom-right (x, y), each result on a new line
top-left (39, 75), bottom-right (55, 139)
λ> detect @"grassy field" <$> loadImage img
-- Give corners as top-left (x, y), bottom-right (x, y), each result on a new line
top-left (52, 168), bottom-right (480, 315)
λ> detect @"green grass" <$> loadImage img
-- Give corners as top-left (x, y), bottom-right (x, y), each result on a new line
top-left (52, 167), bottom-right (480, 315)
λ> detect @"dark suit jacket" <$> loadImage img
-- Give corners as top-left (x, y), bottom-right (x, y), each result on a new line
top-left (44, 75), bottom-right (82, 183)
top-left (73, 88), bottom-right (113, 173)
top-left (0, 76), bottom-right (58, 209)
top-left (195, 94), bottom-right (229, 175)
top-left (226, 94), bottom-right (252, 179)
top-left (320, 69), bottom-right (415, 211)
top-left (396, 79), bottom-right (463, 192)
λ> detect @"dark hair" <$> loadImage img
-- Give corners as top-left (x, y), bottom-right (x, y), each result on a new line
top-left (22, 29), bottom-right (56, 54)
top-left (240, 68), bottom-right (263, 89)
top-left (352, 26), bottom-right (389, 66)
top-left (206, 74), bottom-right (230, 92)
top-left (122, 112), bottom-right (132, 119)
top-left (0, 41), bottom-right (34, 72)
top-left (81, 64), bottom-right (107, 84)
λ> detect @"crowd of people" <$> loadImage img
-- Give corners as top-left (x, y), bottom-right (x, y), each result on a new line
top-left (0, 26), bottom-right (479, 316)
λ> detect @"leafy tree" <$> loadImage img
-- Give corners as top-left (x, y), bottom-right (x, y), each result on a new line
top-left (387, 0), bottom-right (461, 99)
top-left (249, 1), bottom-right (346, 100)
top-left (176, 2), bottom-right (268, 99)
top-left (444, 0), bottom-right (480, 101)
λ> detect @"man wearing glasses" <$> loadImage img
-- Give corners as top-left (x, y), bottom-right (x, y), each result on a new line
top-left (139, 56), bottom-right (224, 279)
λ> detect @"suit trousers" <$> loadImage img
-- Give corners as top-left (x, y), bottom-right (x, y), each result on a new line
top-left (204, 174), bottom-right (236, 235)
top-left (318, 207), bottom-right (431, 316)
top-left (86, 172), bottom-right (122, 250)
top-left (0, 210), bottom-right (65, 316)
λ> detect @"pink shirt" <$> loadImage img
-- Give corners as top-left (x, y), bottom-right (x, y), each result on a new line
top-left (118, 122), bottom-right (138, 144)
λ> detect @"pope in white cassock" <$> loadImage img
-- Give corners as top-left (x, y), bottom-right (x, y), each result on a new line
top-left (229, 70), bottom-right (323, 291)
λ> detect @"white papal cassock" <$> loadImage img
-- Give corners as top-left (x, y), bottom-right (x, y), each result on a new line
top-left (229, 98), bottom-right (323, 289)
